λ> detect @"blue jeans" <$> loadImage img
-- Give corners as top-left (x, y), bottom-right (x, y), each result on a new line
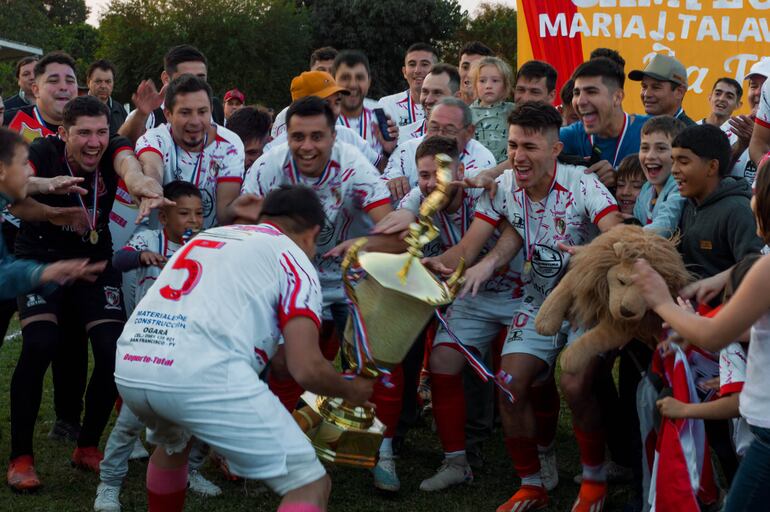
top-left (724, 425), bottom-right (770, 511)
top-left (100, 404), bottom-right (208, 487)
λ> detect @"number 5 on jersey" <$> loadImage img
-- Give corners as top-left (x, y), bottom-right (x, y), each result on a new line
top-left (160, 239), bottom-right (225, 301)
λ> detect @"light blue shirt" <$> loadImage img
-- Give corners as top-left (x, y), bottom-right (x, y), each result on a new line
top-left (633, 174), bottom-right (684, 238)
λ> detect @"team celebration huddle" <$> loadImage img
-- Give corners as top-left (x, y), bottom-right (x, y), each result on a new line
top-left (2, 11), bottom-right (770, 512)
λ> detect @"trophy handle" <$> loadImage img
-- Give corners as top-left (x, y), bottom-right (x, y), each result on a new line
top-left (446, 257), bottom-right (466, 297)
top-left (341, 237), bottom-right (368, 303)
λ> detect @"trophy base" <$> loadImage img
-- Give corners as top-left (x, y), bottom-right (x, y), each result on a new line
top-left (300, 392), bottom-right (385, 469)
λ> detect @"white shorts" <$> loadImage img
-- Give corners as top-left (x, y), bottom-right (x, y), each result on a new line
top-left (433, 295), bottom-right (520, 355)
top-left (116, 383), bottom-right (326, 495)
top-left (502, 310), bottom-right (578, 369)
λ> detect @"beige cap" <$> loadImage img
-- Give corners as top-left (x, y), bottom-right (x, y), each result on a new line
top-left (629, 54), bottom-right (688, 87)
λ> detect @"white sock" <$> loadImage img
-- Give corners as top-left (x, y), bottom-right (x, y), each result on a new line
top-left (445, 450), bottom-right (466, 459)
top-left (379, 437), bottom-right (393, 458)
top-left (521, 471), bottom-right (543, 487)
top-left (582, 462), bottom-right (607, 482)
top-left (538, 441), bottom-right (555, 454)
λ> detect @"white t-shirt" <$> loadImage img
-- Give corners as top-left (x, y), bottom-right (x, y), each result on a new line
top-left (378, 90), bottom-right (424, 127)
top-left (384, 136), bottom-right (496, 187)
top-left (397, 119), bottom-right (426, 145)
top-left (720, 119), bottom-right (758, 185)
top-left (740, 310), bottom-right (770, 428)
top-left (719, 342), bottom-right (753, 456)
top-left (241, 141), bottom-right (391, 305)
top-left (123, 228), bottom-right (182, 310)
top-left (135, 124), bottom-right (244, 229)
top-left (263, 124), bottom-right (379, 165)
top-left (115, 223), bottom-right (322, 393)
top-left (398, 186), bottom-right (523, 300)
top-left (473, 164), bottom-right (618, 314)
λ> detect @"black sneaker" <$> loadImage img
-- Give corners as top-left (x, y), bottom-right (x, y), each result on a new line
top-left (466, 447), bottom-right (485, 470)
top-left (47, 419), bottom-right (80, 442)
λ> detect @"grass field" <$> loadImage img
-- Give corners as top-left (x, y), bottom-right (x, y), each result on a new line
top-left (0, 323), bottom-right (635, 511)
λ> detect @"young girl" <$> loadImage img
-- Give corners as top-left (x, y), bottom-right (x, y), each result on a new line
top-left (615, 153), bottom-right (646, 216)
top-left (469, 56), bottom-right (514, 164)
top-left (633, 159), bottom-right (770, 512)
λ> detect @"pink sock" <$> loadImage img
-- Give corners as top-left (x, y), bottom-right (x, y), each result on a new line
top-left (277, 503), bottom-right (323, 512)
top-left (146, 461), bottom-right (188, 512)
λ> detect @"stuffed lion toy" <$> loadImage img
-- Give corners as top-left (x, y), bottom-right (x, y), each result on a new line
top-left (534, 224), bottom-right (691, 374)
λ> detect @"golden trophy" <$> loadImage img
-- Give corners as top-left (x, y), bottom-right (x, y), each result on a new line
top-left (294, 154), bottom-right (465, 469)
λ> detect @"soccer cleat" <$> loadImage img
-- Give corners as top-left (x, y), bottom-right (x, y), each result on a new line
top-left (48, 419), bottom-right (81, 443)
top-left (72, 446), bottom-right (104, 473)
top-left (372, 456), bottom-right (400, 492)
top-left (496, 485), bottom-right (549, 512)
top-left (538, 447), bottom-right (559, 491)
top-left (571, 479), bottom-right (607, 512)
top-left (93, 482), bottom-right (121, 512)
top-left (419, 456), bottom-right (473, 491)
top-left (188, 469), bottom-right (222, 497)
top-left (7, 455), bottom-right (41, 492)
top-left (128, 439), bottom-right (149, 461)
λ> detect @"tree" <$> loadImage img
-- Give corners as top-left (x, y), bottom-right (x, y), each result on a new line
top-left (303, 0), bottom-right (466, 98)
top-left (97, 0), bottom-right (312, 108)
top-left (453, 2), bottom-right (516, 70)
top-left (0, 0), bottom-right (97, 97)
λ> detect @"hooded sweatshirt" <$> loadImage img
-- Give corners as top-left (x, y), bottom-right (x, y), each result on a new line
top-left (0, 192), bottom-right (46, 298)
top-left (678, 177), bottom-right (763, 279)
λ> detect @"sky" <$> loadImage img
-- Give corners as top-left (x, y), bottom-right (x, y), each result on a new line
top-left (85, 0), bottom-right (515, 26)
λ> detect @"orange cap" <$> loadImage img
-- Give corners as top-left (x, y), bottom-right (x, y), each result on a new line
top-left (290, 71), bottom-right (349, 101)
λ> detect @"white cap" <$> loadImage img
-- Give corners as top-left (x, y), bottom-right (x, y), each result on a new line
top-left (745, 59), bottom-right (770, 80)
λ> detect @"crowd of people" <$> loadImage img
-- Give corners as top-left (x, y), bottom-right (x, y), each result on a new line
top-left (0, 37), bottom-right (769, 512)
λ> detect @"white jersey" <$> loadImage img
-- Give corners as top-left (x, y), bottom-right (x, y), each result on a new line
top-left (384, 135), bottom-right (496, 186)
top-left (398, 186), bottom-right (523, 300)
top-left (136, 124), bottom-right (244, 229)
top-left (115, 223), bottom-right (322, 393)
top-left (720, 119), bottom-right (758, 185)
top-left (719, 342), bottom-right (753, 455)
top-left (337, 107), bottom-right (382, 155)
top-left (474, 164), bottom-right (618, 315)
top-left (397, 119), bottom-right (426, 145)
top-left (241, 141), bottom-right (391, 305)
top-left (123, 228), bottom-right (182, 310)
top-left (271, 106), bottom-right (289, 139)
top-left (378, 90), bottom-right (424, 127)
top-left (756, 78), bottom-right (770, 130)
top-left (263, 124), bottom-right (380, 166)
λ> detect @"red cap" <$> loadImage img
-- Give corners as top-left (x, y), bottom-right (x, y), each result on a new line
top-left (224, 88), bottom-right (245, 104)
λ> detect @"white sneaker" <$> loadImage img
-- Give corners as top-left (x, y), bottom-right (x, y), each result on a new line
top-left (539, 447), bottom-right (559, 491)
top-left (372, 456), bottom-right (400, 492)
top-left (94, 483), bottom-right (121, 512)
top-left (188, 469), bottom-right (222, 497)
top-left (128, 439), bottom-right (149, 461)
top-left (419, 455), bottom-right (473, 491)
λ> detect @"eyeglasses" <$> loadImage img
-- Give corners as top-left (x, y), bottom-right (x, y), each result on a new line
top-left (426, 123), bottom-right (468, 137)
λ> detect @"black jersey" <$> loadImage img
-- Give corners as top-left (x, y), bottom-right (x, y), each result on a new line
top-left (15, 135), bottom-right (133, 262)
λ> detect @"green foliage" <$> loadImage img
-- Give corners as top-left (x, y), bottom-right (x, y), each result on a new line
top-left (0, 0), bottom-right (96, 96)
top-left (303, 0), bottom-right (466, 98)
top-left (97, 0), bottom-right (312, 108)
top-left (449, 2), bottom-right (517, 70)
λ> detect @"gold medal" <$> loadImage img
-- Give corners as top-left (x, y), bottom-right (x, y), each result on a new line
top-left (524, 260), bottom-right (532, 274)
top-left (89, 230), bottom-right (99, 245)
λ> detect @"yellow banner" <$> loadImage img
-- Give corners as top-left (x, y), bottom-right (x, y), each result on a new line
top-left (518, 0), bottom-right (770, 119)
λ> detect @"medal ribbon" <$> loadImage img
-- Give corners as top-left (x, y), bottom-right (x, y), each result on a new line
top-left (434, 310), bottom-right (515, 403)
top-left (521, 163), bottom-right (557, 264)
top-left (406, 93), bottom-right (416, 124)
top-left (339, 112), bottom-right (368, 140)
top-left (32, 106), bottom-right (46, 128)
top-left (437, 193), bottom-right (469, 247)
top-left (64, 152), bottom-right (98, 238)
top-left (588, 112), bottom-right (629, 168)
top-left (172, 130), bottom-right (208, 187)
top-left (674, 107), bottom-right (684, 119)
top-left (289, 158), bottom-right (333, 186)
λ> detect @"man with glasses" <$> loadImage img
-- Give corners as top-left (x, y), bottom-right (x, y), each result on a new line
top-left (384, 97), bottom-right (495, 200)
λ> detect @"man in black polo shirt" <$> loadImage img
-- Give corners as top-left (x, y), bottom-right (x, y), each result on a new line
top-left (6, 96), bottom-right (163, 492)
top-left (86, 59), bottom-right (128, 135)
top-left (3, 56), bottom-right (38, 120)
top-left (118, 44), bottom-right (225, 143)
